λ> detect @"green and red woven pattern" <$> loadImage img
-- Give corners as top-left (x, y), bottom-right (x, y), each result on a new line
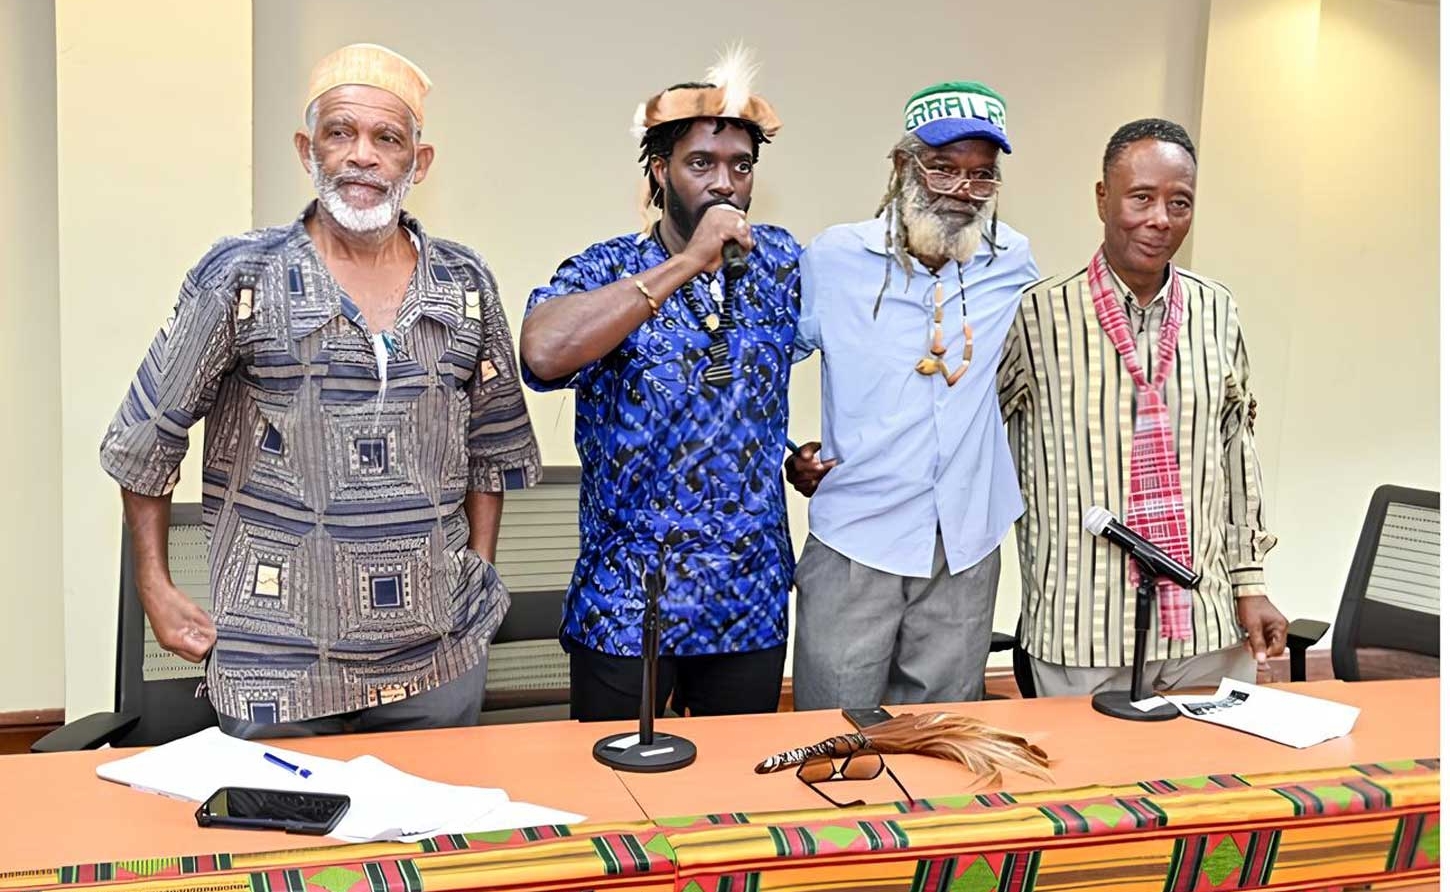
top-left (4, 821), bottom-right (671, 892)
top-left (7, 760), bottom-right (1436, 892)
top-left (667, 759), bottom-right (1438, 892)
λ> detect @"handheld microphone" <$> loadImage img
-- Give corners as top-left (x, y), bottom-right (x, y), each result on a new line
top-left (720, 240), bottom-right (747, 282)
top-left (700, 198), bottom-right (749, 282)
top-left (1083, 506), bottom-right (1201, 589)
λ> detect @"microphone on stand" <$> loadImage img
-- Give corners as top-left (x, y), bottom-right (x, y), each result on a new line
top-left (1083, 507), bottom-right (1200, 590)
top-left (1080, 506), bottom-right (1191, 722)
top-left (591, 454), bottom-right (698, 771)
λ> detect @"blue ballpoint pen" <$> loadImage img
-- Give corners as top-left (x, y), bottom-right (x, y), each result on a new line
top-left (263, 752), bottom-right (312, 779)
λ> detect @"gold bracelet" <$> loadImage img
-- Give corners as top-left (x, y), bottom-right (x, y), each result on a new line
top-left (631, 277), bottom-right (661, 315)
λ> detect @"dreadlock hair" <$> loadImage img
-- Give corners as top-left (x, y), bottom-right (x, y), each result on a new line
top-left (1102, 118), bottom-right (1197, 179)
top-left (638, 83), bottom-right (771, 210)
top-left (872, 134), bottom-right (1004, 319)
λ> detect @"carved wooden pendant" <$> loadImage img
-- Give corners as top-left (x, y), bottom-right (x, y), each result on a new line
top-left (918, 281), bottom-right (975, 385)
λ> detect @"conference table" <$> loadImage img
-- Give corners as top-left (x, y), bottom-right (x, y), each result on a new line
top-left (0, 679), bottom-right (1437, 891)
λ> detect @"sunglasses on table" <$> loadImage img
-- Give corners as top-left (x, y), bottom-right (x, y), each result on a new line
top-left (795, 748), bottom-right (914, 809)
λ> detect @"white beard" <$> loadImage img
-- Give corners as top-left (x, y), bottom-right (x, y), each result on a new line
top-left (900, 174), bottom-right (996, 264)
top-left (309, 149), bottom-right (415, 234)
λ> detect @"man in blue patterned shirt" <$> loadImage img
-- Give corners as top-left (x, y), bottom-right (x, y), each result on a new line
top-left (521, 50), bottom-right (800, 721)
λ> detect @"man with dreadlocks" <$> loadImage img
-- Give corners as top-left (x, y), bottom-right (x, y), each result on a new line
top-left (998, 118), bottom-right (1286, 697)
top-left (520, 49), bottom-right (801, 721)
top-left (786, 82), bottom-right (1040, 711)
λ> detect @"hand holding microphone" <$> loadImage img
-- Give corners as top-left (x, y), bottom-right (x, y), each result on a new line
top-left (682, 202), bottom-right (752, 280)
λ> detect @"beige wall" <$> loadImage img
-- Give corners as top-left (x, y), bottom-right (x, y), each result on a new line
top-left (1195, 0), bottom-right (1323, 510)
top-left (56, 0), bottom-right (252, 716)
top-left (1195, 0), bottom-right (1439, 631)
top-left (0, 0), bottom-right (1433, 713)
top-left (0, 0), bottom-right (63, 712)
top-left (1278, 0), bottom-right (1440, 609)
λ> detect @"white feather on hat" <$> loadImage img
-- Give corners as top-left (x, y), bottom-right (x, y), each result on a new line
top-left (705, 43), bottom-right (758, 119)
top-left (631, 43), bottom-right (775, 142)
top-left (630, 102), bottom-right (649, 143)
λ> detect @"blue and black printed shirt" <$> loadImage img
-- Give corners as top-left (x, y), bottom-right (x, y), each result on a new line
top-left (101, 205), bottom-right (542, 724)
top-left (524, 226), bottom-right (801, 657)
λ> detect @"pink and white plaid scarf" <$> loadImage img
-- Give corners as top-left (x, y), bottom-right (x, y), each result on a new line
top-left (1087, 248), bottom-right (1193, 640)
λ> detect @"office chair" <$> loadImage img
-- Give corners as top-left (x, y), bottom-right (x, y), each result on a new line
top-left (33, 504), bottom-right (217, 752)
top-left (1285, 485), bottom-right (1439, 682)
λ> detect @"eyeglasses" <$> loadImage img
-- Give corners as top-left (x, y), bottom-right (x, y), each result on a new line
top-left (911, 155), bottom-right (1002, 200)
top-left (796, 748), bottom-right (914, 808)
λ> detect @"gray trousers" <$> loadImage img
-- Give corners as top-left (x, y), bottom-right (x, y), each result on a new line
top-left (217, 658), bottom-right (488, 740)
top-left (793, 534), bottom-right (1000, 711)
top-left (1028, 647), bottom-right (1257, 698)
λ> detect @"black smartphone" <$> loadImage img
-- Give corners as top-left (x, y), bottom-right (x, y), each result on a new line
top-left (195, 787), bottom-right (350, 835)
top-left (841, 706), bottom-right (894, 730)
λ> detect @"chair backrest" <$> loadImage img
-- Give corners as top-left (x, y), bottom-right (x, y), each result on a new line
top-left (115, 503), bottom-right (219, 747)
top-left (1331, 485), bottom-right (1439, 681)
top-left (484, 467), bottom-right (580, 722)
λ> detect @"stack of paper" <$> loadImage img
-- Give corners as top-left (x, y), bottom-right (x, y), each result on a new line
top-left (97, 728), bottom-right (584, 842)
top-left (1159, 679), bottom-right (1360, 748)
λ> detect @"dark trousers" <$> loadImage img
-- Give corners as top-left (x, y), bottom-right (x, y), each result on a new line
top-left (568, 640), bottom-right (786, 721)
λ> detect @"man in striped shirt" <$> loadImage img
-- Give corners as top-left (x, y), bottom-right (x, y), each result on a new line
top-left (998, 118), bottom-right (1287, 697)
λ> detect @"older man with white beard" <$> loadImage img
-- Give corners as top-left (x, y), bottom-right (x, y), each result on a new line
top-left (786, 81), bottom-right (1039, 710)
top-left (100, 44), bottom-right (540, 738)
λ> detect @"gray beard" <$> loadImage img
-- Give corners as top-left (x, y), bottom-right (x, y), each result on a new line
top-left (900, 174), bottom-right (995, 264)
top-left (310, 148), bottom-right (415, 234)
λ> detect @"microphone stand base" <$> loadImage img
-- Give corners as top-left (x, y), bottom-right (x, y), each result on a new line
top-left (592, 732), bottom-right (697, 772)
top-left (1091, 690), bottom-right (1180, 722)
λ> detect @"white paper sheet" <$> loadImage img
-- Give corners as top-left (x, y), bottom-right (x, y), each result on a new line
top-left (97, 728), bottom-right (585, 841)
top-left (95, 728), bottom-right (349, 801)
top-left (1165, 678), bottom-right (1360, 748)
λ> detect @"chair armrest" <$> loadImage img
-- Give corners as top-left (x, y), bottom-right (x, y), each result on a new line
top-left (1287, 619), bottom-right (1330, 649)
top-left (1284, 619), bottom-right (1331, 682)
top-left (30, 712), bottom-right (140, 753)
top-left (989, 631), bottom-right (1016, 653)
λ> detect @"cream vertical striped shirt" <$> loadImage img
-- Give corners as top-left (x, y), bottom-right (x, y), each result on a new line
top-left (998, 263), bottom-right (1277, 668)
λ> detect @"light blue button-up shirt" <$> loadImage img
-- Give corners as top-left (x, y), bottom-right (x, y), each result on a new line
top-left (794, 216), bottom-right (1040, 577)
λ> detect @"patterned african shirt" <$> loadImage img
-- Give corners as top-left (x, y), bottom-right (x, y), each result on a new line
top-left (101, 204), bottom-right (542, 723)
top-left (524, 226), bottom-right (801, 657)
